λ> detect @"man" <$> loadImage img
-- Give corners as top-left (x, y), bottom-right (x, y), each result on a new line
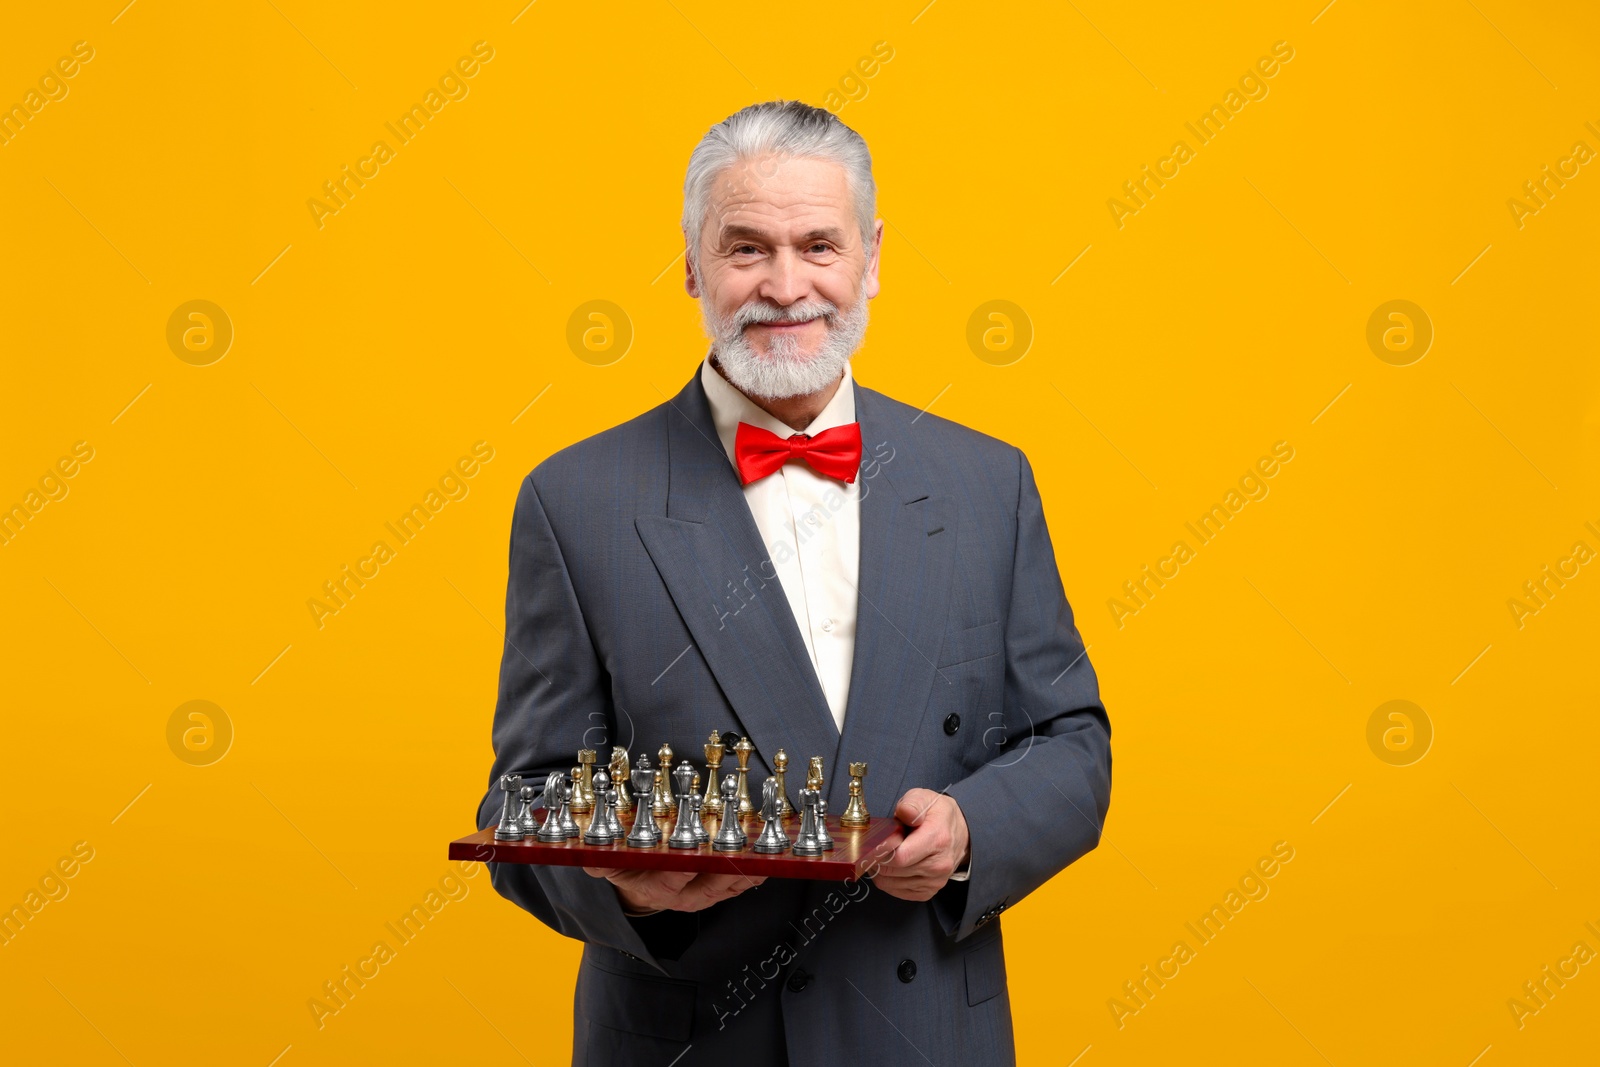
top-left (477, 99), bottom-right (1111, 1065)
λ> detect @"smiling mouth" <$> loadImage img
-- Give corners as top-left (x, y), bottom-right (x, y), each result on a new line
top-left (751, 319), bottom-right (817, 331)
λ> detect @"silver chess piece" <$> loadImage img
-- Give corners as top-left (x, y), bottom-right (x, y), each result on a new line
top-left (584, 769), bottom-right (619, 845)
top-left (603, 783), bottom-right (625, 838)
top-left (690, 794), bottom-right (710, 844)
top-left (536, 772), bottom-right (570, 842)
top-left (517, 783), bottom-right (538, 834)
top-left (626, 756), bottom-right (662, 847)
top-left (667, 761), bottom-right (700, 849)
top-left (712, 774), bottom-right (747, 852)
top-left (556, 775), bottom-right (580, 837)
top-left (814, 794), bottom-right (834, 851)
top-left (753, 776), bottom-right (791, 854)
top-left (792, 784), bottom-right (824, 856)
top-left (494, 773), bottom-right (524, 840)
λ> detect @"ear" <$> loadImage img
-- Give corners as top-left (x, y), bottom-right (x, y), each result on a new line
top-left (862, 218), bottom-right (884, 300)
top-left (683, 235), bottom-right (701, 298)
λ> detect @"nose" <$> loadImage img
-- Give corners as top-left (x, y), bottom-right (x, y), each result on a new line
top-left (757, 246), bottom-right (810, 308)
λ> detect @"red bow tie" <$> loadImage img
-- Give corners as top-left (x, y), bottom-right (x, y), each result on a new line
top-left (734, 421), bottom-right (862, 486)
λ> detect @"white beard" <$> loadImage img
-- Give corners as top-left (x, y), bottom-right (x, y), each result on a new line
top-left (699, 287), bottom-right (870, 400)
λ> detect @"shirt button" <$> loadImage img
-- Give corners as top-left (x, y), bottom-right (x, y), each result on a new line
top-left (821, 619), bottom-right (834, 633)
top-left (897, 959), bottom-right (918, 983)
top-left (805, 514), bottom-right (819, 526)
top-left (944, 713), bottom-right (961, 735)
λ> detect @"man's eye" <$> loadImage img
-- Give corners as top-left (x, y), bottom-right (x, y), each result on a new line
top-left (734, 245), bottom-right (759, 255)
top-left (809, 243), bottom-right (833, 254)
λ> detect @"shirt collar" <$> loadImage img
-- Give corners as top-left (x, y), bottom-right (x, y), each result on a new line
top-left (699, 353), bottom-right (856, 469)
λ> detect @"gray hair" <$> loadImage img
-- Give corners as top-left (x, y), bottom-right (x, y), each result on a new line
top-left (681, 100), bottom-right (876, 279)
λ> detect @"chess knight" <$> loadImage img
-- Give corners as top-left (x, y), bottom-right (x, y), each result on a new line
top-left (475, 100), bottom-right (1111, 1066)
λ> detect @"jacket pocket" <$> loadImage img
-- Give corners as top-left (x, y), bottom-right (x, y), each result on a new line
top-left (964, 933), bottom-right (1007, 1007)
top-left (938, 619), bottom-right (1002, 667)
top-left (580, 957), bottom-right (699, 1041)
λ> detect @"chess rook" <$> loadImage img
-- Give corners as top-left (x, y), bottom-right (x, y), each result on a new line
top-left (494, 773), bottom-right (524, 840)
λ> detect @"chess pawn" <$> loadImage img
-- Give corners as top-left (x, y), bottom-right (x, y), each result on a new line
top-left (840, 761), bottom-right (870, 827)
top-left (667, 762), bottom-right (700, 849)
top-left (576, 748), bottom-right (601, 812)
top-left (690, 794), bottom-right (710, 845)
top-left (652, 743), bottom-right (675, 815)
top-left (603, 785), bottom-right (624, 839)
top-left (536, 772), bottom-right (569, 841)
top-left (733, 737), bottom-right (756, 817)
top-left (791, 786), bottom-right (824, 856)
top-left (712, 774), bottom-right (747, 852)
top-left (494, 773), bottom-right (525, 840)
top-left (772, 750), bottom-right (794, 818)
top-left (518, 783), bottom-right (538, 834)
top-left (753, 777), bottom-right (791, 854)
top-left (609, 747), bottom-right (633, 814)
top-left (701, 732), bottom-right (725, 814)
top-left (626, 756), bottom-right (661, 847)
top-left (814, 795), bottom-right (835, 851)
top-left (556, 776), bottom-right (581, 837)
top-left (584, 770), bottom-right (618, 845)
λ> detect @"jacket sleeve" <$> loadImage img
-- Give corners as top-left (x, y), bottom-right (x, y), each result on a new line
top-left (937, 448), bottom-right (1113, 941)
top-left (473, 472), bottom-right (676, 970)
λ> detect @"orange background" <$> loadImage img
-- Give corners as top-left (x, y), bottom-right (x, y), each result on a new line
top-left (2, 1), bottom-right (1597, 1063)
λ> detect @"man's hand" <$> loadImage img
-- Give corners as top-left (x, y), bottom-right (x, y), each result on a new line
top-left (582, 866), bottom-right (767, 914)
top-left (870, 788), bottom-right (970, 902)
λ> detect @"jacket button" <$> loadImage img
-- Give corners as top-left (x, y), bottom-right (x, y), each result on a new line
top-left (787, 968), bottom-right (811, 993)
top-left (721, 730), bottom-right (743, 753)
top-left (897, 959), bottom-right (917, 983)
top-left (944, 713), bottom-right (961, 736)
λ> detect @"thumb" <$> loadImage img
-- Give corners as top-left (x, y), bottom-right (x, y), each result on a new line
top-left (894, 788), bottom-right (937, 826)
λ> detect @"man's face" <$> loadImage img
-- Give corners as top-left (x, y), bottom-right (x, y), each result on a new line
top-left (687, 153), bottom-right (883, 397)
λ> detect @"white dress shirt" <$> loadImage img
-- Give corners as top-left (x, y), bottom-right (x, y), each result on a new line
top-left (701, 356), bottom-right (860, 734)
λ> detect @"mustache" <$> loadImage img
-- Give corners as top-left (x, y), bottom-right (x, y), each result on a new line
top-left (731, 300), bottom-right (838, 329)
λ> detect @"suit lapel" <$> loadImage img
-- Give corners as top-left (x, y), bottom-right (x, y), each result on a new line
top-left (635, 373), bottom-right (841, 784)
top-left (833, 386), bottom-right (957, 816)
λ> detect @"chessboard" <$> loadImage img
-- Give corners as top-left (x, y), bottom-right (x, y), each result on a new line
top-left (448, 812), bottom-right (901, 881)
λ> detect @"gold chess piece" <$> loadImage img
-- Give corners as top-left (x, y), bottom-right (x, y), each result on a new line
top-left (609, 746), bottom-right (633, 813)
top-left (653, 742), bottom-right (675, 815)
top-left (702, 732), bottom-right (725, 814)
top-left (573, 749), bottom-right (597, 813)
top-left (733, 737), bottom-right (756, 817)
top-left (840, 761), bottom-right (870, 827)
top-left (806, 756), bottom-right (825, 793)
top-left (772, 749), bottom-right (794, 818)
top-left (568, 765), bottom-right (590, 814)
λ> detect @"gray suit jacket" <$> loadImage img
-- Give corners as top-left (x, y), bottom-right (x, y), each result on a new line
top-left (475, 369), bottom-right (1111, 1065)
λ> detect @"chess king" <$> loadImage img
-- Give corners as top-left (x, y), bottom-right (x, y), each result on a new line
top-left (476, 100), bottom-right (1111, 1066)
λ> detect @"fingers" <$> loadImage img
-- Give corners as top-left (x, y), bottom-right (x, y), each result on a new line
top-left (893, 787), bottom-right (943, 827)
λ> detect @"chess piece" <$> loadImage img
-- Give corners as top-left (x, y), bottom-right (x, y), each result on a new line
top-left (653, 743), bottom-right (675, 815)
top-left (518, 783), bottom-right (538, 834)
top-left (536, 772), bottom-right (570, 841)
top-left (557, 774), bottom-right (581, 837)
top-left (690, 793), bottom-right (710, 845)
top-left (494, 773), bottom-right (524, 840)
top-left (733, 737), bottom-right (756, 817)
top-left (626, 756), bottom-right (661, 847)
top-left (791, 784), bottom-right (824, 856)
top-left (806, 756), bottom-right (825, 793)
top-left (572, 749), bottom-right (597, 813)
top-left (667, 761), bottom-right (700, 849)
top-left (701, 732), bottom-right (725, 815)
top-left (814, 794), bottom-right (835, 851)
top-left (712, 774), bottom-right (747, 851)
top-left (609, 747), bottom-right (633, 813)
top-left (584, 770), bottom-right (618, 844)
top-left (772, 750), bottom-right (794, 818)
top-left (753, 777), bottom-right (791, 854)
top-left (840, 761), bottom-right (870, 827)
top-left (603, 784), bottom-right (624, 839)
